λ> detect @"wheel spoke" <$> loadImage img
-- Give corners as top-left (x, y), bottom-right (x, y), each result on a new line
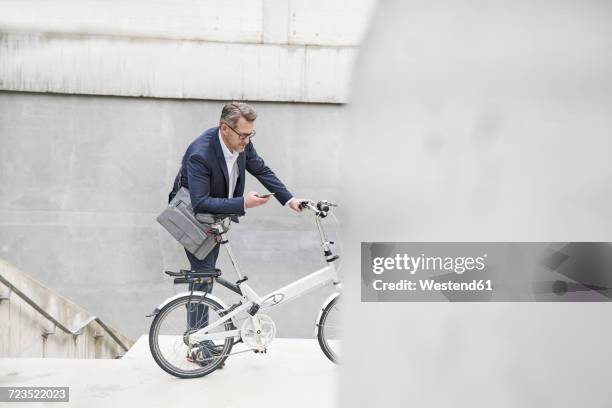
top-left (149, 295), bottom-right (236, 378)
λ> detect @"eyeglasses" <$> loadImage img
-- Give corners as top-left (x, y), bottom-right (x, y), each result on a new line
top-left (222, 122), bottom-right (256, 140)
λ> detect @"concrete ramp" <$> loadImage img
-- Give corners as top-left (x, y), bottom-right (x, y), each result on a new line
top-left (1, 336), bottom-right (338, 407)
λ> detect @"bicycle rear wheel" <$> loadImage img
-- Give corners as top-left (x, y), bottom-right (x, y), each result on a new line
top-left (149, 294), bottom-right (235, 378)
top-left (317, 294), bottom-right (341, 364)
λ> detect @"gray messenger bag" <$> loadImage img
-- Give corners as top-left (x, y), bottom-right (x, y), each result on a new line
top-left (156, 187), bottom-right (222, 260)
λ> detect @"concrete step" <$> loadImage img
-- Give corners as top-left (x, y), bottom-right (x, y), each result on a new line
top-left (0, 336), bottom-right (338, 408)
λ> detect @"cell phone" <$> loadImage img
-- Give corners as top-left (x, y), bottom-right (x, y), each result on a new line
top-left (255, 192), bottom-right (275, 198)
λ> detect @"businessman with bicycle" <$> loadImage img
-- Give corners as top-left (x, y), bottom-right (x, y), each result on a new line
top-left (168, 102), bottom-right (304, 364)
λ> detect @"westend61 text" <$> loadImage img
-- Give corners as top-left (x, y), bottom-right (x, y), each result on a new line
top-left (372, 279), bottom-right (493, 292)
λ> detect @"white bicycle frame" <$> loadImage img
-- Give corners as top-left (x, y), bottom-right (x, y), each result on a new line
top-left (188, 213), bottom-right (342, 344)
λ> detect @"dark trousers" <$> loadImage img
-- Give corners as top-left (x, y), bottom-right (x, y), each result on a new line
top-left (185, 244), bottom-right (220, 330)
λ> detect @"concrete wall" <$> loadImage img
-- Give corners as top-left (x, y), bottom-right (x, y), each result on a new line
top-left (0, 257), bottom-right (133, 358)
top-left (0, 0), bottom-right (377, 102)
top-left (0, 0), bottom-right (367, 340)
top-left (0, 91), bottom-right (345, 340)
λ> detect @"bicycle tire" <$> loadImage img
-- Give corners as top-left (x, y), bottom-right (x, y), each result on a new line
top-left (149, 294), bottom-right (235, 378)
top-left (317, 294), bottom-right (341, 364)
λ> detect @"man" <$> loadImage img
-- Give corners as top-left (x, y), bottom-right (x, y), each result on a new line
top-left (169, 102), bottom-right (303, 362)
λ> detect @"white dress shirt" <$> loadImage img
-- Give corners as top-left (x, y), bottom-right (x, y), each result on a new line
top-left (218, 130), bottom-right (240, 198)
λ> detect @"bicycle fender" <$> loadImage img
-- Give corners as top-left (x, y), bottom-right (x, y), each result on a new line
top-left (148, 291), bottom-right (229, 317)
top-left (314, 292), bottom-right (341, 336)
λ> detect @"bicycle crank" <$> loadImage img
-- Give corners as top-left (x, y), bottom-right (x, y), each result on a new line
top-left (240, 314), bottom-right (276, 350)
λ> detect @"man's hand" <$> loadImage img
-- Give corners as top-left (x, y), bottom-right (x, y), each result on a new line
top-left (245, 191), bottom-right (271, 209)
top-left (288, 198), bottom-right (308, 213)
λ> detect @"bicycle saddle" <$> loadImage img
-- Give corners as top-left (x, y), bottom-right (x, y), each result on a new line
top-left (195, 213), bottom-right (238, 224)
top-left (165, 269), bottom-right (221, 278)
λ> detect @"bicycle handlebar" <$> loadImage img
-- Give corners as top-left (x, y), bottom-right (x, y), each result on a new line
top-left (299, 200), bottom-right (339, 217)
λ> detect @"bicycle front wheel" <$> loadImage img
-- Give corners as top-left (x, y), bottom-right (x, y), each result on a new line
top-left (149, 294), bottom-right (235, 378)
top-left (317, 293), bottom-right (341, 364)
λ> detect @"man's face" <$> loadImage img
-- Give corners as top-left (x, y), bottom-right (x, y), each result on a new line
top-left (220, 116), bottom-right (254, 153)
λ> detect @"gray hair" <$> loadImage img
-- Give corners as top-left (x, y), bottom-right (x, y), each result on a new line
top-left (220, 102), bottom-right (257, 127)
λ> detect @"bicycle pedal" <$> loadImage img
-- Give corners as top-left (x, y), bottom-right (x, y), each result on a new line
top-left (253, 348), bottom-right (267, 354)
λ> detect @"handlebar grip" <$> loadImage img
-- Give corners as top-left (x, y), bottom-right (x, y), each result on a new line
top-left (317, 202), bottom-right (330, 212)
top-left (300, 200), bottom-right (338, 217)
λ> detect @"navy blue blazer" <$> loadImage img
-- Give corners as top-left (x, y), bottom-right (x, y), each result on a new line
top-left (170, 127), bottom-right (293, 217)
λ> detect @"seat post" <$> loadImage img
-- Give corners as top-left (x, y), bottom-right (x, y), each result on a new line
top-left (219, 233), bottom-right (244, 280)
